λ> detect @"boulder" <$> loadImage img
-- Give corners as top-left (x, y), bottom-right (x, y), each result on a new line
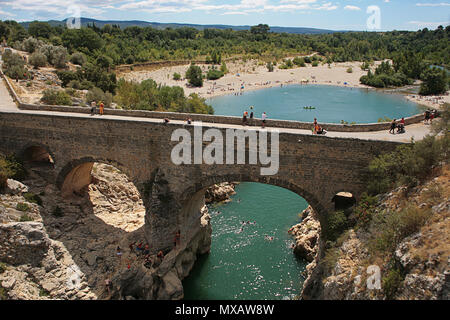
top-left (6, 179), bottom-right (29, 195)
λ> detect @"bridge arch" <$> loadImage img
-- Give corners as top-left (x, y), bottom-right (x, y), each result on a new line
top-left (20, 143), bottom-right (55, 166)
top-left (178, 173), bottom-right (330, 232)
top-left (57, 157), bottom-right (137, 198)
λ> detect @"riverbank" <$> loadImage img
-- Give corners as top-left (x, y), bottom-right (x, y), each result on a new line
top-left (120, 60), bottom-right (374, 99)
top-left (120, 59), bottom-right (449, 111)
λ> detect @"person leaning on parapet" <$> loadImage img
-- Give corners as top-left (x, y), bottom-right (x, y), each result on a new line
top-left (242, 111), bottom-right (248, 125)
top-left (261, 112), bottom-right (267, 128)
top-left (90, 100), bottom-right (97, 116)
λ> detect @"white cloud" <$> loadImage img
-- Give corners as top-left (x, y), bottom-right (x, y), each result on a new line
top-left (408, 20), bottom-right (448, 28)
top-left (416, 2), bottom-right (450, 6)
top-left (344, 5), bottom-right (361, 11)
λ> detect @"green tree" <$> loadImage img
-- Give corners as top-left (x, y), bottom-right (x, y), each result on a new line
top-left (28, 21), bottom-right (53, 39)
top-left (29, 52), bottom-right (47, 68)
top-left (250, 24), bottom-right (270, 35)
top-left (185, 64), bottom-right (203, 87)
top-left (419, 67), bottom-right (448, 95)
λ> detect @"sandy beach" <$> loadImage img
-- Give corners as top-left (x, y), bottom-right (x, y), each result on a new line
top-left (121, 59), bottom-right (373, 98)
top-left (120, 59), bottom-right (449, 110)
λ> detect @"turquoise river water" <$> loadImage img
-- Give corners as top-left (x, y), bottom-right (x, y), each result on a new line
top-left (183, 85), bottom-right (422, 300)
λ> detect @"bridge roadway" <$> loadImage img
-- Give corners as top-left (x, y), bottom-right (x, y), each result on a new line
top-left (0, 77), bottom-right (431, 142)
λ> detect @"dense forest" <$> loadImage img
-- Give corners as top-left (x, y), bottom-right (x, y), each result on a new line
top-left (0, 20), bottom-right (449, 110)
top-left (1, 21), bottom-right (449, 66)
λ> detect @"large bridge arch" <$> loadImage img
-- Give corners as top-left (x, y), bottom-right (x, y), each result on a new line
top-left (19, 143), bottom-right (56, 165)
top-left (57, 157), bottom-right (140, 198)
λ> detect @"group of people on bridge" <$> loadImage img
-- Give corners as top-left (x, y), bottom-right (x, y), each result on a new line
top-left (242, 106), bottom-right (267, 128)
top-left (90, 101), bottom-right (105, 116)
top-left (389, 117), bottom-right (406, 134)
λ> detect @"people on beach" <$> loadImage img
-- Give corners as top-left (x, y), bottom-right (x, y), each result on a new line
top-left (99, 101), bottom-right (104, 115)
top-left (163, 118), bottom-right (170, 124)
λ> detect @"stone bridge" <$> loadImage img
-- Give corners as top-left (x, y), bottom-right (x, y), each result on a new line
top-left (0, 109), bottom-right (404, 252)
top-left (0, 72), bottom-right (431, 252)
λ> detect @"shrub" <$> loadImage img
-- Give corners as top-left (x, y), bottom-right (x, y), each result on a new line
top-left (370, 206), bottom-right (432, 254)
top-left (2, 50), bottom-right (27, 79)
top-left (0, 155), bottom-right (26, 190)
top-left (352, 192), bottom-right (378, 229)
top-left (16, 203), bottom-right (30, 212)
top-left (56, 70), bottom-right (79, 87)
top-left (220, 62), bottom-right (228, 74)
top-left (0, 262), bottom-right (7, 274)
top-left (293, 57), bottom-right (306, 67)
top-left (41, 89), bottom-right (72, 105)
top-left (382, 268), bottom-right (403, 299)
top-left (323, 210), bottom-right (350, 241)
top-left (70, 52), bottom-right (87, 66)
top-left (266, 62), bottom-right (274, 72)
top-left (312, 61), bottom-right (319, 67)
top-left (39, 288), bottom-right (50, 297)
top-left (23, 192), bottom-right (43, 206)
top-left (21, 37), bottom-right (44, 53)
top-left (173, 72), bottom-right (181, 80)
top-left (85, 87), bottom-right (112, 107)
top-left (185, 64), bottom-right (203, 87)
top-left (29, 52), bottom-right (47, 68)
top-left (206, 68), bottom-right (224, 80)
top-left (38, 45), bottom-right (67, 68)
top-left (367, 134), bottom-right (449, 195)
top-left (19, 213), bottom-right (33, 221)
top-left (279, 59), bottom-right (293, 69)
top-left (347, 67), bottom-right (353, 73)
top-left (0, 287), bottom-right (8, 300)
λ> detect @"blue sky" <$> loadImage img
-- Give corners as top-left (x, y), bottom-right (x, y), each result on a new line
top-left (0, 0), bottom-right (449, 31)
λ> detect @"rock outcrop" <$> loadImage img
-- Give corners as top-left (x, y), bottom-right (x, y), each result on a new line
top-left (289, 206), bottom-right (321, 263)
top-left (301, 167), bottom-right (450, 300)
top-left (204, 182), bottom-right (237, 204)
top-left (0, 163), bottom-right (212, 300)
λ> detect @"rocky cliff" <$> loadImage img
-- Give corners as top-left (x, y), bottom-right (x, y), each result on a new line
top-left (0, 163), bottom-right (212, 300)
top-left (296, 166), bottom-right (450, 300)
top-left (204, 182), bottom-right (237, 204)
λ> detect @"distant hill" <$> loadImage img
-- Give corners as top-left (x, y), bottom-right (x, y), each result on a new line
top-left (19, 17), bottom-right (338, 34)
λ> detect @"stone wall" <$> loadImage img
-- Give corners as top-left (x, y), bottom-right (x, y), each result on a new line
top-left (17, 102), bottom-right (425, 132)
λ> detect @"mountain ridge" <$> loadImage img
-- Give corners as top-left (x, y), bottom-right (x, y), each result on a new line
top-left (19, 17), bottom-right (341, 34)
